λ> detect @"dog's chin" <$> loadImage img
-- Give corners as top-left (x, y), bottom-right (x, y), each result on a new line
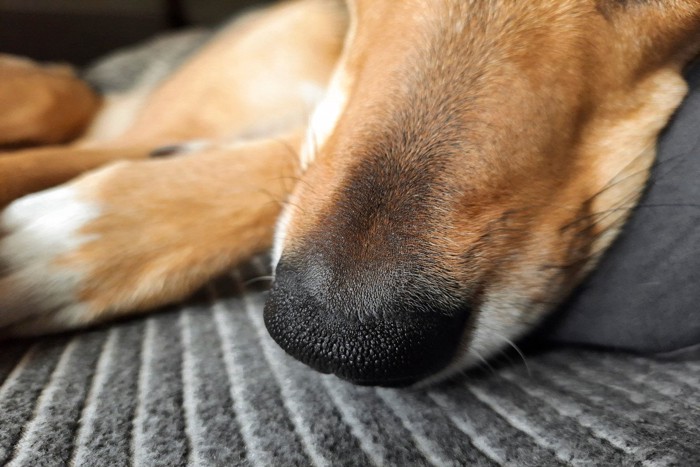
top-left (413, 294), bottom-right (553, 388)
top-left (265, 256), bottom-right (553, 387)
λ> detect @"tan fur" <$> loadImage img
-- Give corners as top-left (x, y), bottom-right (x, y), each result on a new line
top-left (97, 0), bottom-right (347, 146)
top-left (0, 0), bottom-right (345, 204)
top-left (0, 55), bottom-right (101, 148)
top-left (0, 131), bottom-right (302, 336)
top-left (0, 146), bottom-right (152, 208)
top-left (0, 0), bottom-right (342, 336)
top-left (276, 0), bottom-right (700, 365)
top-left (0, 0), bottom-right (699, 380)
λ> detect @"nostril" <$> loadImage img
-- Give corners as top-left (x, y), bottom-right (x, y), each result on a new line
top-left (264, 260), bottom-right (469, 386)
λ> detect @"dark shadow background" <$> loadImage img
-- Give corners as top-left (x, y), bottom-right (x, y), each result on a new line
top-left (0, 0), bottom-right (269, 65)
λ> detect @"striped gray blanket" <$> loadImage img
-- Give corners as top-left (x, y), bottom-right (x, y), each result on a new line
top-left (0, 261), bottom-right (698, 466)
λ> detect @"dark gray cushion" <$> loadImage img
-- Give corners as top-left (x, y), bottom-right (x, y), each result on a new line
top-left (544, 62), bottom-right (700, 355)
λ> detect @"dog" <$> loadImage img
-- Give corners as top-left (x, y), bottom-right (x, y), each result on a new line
top-left (0, 0), bottom-right (699, 386)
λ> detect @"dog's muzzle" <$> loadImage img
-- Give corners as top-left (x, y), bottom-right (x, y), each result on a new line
top-left (264, 259), bottom-right (469, 386)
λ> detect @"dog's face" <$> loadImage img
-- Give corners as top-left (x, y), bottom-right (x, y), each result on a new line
top-left (265, 0), bottom-right (700, 385)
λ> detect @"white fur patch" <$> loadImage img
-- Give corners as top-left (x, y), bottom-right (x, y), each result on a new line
top-left (300, 73), bottom-right (351, 170)
top-left (418, 292), bottom-right (538, 387)
top-left (461, 293), bottom-right (538, 364)
top-left (2, 185), bottom-right (99, 255)
top-left (0, 186), bottom-right (99, 327)
top-left (271, 203), bottom-right (294, 271)
top-left (299, 5), bottom-right (358, 171)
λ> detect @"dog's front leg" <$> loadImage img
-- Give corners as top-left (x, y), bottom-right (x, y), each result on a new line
top-left (0, 131), bottom-right (302, 336)
top-left (0, 145), bottom-right (156, 208)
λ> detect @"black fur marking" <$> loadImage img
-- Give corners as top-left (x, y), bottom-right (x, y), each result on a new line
top-left (150, 144), bottom-right (185, 158)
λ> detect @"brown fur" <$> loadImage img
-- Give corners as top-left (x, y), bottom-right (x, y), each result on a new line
top-left (0, 0), bottom-right (698, 378)
top-left (0, 146), bottom-right (151, 208)
top-left (282, 1), bottom-right (698, 331)
top-left (1, 0), bottom-right (345, 206)
top-left (0, 132), bottom-right (302, 335)
top-left (0, 55), bottom-right (101, 148)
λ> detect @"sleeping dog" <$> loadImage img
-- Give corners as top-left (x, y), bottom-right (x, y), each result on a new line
top-left (0, 0), bottom-right (699, 385)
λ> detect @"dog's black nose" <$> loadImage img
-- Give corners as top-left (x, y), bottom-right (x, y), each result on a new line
top-left (264, 259), bottom-right (469, 386)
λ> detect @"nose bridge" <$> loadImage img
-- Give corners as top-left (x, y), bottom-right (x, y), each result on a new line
top-left (319, 140), bottom-right (453, 251)
top-left (266, 103), bottom-right (470, 384)
top-left (302, 197), bottom-right (444, 317)
top-left (297, 253), bottom-right (389, 314)
top-left (269, 176), bottom-right (469, 385)
top-left (290, 242), bottom-right (432, 321)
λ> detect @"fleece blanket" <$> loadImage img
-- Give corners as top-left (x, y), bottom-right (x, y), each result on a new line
top-left (1, 261), bottom-right (699, 466)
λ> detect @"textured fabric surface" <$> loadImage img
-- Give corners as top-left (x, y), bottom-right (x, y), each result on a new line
top-left (0, 262), bottom-right (699, 466)
top-left (83, 29), bottom-right (213, 94)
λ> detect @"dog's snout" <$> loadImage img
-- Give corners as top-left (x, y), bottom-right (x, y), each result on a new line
top-left (264, 259), bottom-right (469, 386)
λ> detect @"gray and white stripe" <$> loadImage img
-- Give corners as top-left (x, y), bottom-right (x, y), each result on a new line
top-left (0, 270), bottom-right (698, 466)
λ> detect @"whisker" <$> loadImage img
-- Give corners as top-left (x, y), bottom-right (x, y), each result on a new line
top-left (585, 141), bottom-right (694, 208)
top-left (271, 174), bottom-right (315, 193)
top-left (279, 199), bottom-right (309, 215)
top-left (474, 350), bottom-right (497, 375)
top-left (582, 141), bottom-right (655, 205)
top-left (503, 337), bottom-right (531, 377)
top-left (565, 201), bottom-right (700, 233)
top-left (251, 187), bottom-right (291, 209)
top-left (244, 275), bottom-right (276, 286)
top-left (646, 146), bottom-right (696, 186)
top-left (637, 202), bottom-right (700, 209)
top-left (272, 135), bottom-right (303, 170)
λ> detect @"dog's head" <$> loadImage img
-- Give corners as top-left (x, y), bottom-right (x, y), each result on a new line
top-left (265, 0), bottom-right (700, 385)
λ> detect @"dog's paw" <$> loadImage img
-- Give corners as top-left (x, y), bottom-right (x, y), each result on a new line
top-left (0, 180), bottom-right (101, 335)
top-left (0, 55), bottom-right (100, 147)
top-left (0, 160), bottom-right (232, 337)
